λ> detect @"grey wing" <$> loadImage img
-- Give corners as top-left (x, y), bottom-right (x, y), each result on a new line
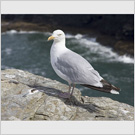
top-left (55, 50), bottom-right (103, 87)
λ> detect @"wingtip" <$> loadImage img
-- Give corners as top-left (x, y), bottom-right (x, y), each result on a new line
top-left (110, 90), bottom-right (119, 94)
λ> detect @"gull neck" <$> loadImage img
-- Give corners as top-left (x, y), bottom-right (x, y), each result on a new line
top-left (54, 38), bottom-right (65, 44)
top-left (53, 39), bottom-right (66, 47)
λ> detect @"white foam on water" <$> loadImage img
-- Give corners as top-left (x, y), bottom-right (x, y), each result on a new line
top-left (2, 30), bottom-right (52, 38)
top-left (2, 30), bottom-right (42, 35)
top-left (66, 33), bottom-right (84, 39)
top-left (74, 34), bottom-right (83, 39)
top-left (2, 31), bottom-right (134, 64)
top-left (66, 34), bottom-right (75, 39)
top-left (43, 32), bottom-right (52, 36)
top-left (7, 30), bottom-right (17, 34)
top-left (69, 34), bottom-right (134, 64)
top-left (117, 55), bottom-right (134, 63)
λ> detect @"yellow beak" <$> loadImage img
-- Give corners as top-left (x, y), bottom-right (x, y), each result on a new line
top-left (48, 36), bottom-right (55, 41)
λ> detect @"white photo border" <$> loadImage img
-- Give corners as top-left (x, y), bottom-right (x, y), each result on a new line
top-left (1, 1), bottom-right (135, 135)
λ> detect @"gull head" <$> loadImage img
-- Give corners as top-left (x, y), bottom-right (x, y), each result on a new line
top-left (48, 30), bottom-right (65, 42)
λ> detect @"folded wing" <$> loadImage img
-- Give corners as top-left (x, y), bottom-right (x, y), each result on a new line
top-left (55, 49), bottom-right (120, 94)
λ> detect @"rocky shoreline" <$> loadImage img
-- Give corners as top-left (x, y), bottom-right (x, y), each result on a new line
top-left (1, 14), bottom-right (134, 57)
top-left (1, 69), bottom-right (134, 121)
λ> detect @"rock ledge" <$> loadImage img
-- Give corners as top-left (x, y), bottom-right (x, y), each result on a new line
top-left (1, 69), bottom-right (134, 121)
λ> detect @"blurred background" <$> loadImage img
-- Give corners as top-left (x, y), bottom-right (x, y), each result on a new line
top-left (1, 14), bottom-right (134, 106)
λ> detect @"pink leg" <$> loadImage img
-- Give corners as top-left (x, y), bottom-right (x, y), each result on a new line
top-left (59, 84), bottom-right (71, 98)
top-left (70, 84), bottom-right (75, 97)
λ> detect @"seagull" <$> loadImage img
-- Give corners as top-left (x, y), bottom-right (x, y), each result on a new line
top-left (48, 30), bottom-right (120, 98)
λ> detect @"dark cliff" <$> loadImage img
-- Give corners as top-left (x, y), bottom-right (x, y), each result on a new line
top-left (1, 14), bottom-right (134, 56)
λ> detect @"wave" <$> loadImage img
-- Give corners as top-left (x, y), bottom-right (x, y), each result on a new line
top-left (1, 30), bottom-right (52, 35)
top-left (66, 33), bottom-right (84, 39)
top-left (2, 30), bottom-right (134, 64)
top-left (2, 30), bottom-right (39, 35)
top-left (116, 55), bottom-right (134, 63)
top-left (67, 33), bottom-right (134, 64)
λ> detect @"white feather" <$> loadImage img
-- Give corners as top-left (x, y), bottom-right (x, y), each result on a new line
top-left (110, 90), bottom-right (119, 94)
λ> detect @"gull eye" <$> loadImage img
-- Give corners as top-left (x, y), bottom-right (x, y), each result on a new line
top-left (58, 34), bottom-right (62, 36)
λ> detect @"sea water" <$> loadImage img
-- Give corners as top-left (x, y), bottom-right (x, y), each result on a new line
top-left (1, 30), bottom-right (134, 106)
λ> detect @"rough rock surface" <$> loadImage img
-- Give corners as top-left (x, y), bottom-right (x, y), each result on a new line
top-left (1, 69), bottom-right (134, 121)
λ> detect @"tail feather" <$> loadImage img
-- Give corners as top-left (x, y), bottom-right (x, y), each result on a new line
top-left (81, 79), bottom-right (120, 94)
